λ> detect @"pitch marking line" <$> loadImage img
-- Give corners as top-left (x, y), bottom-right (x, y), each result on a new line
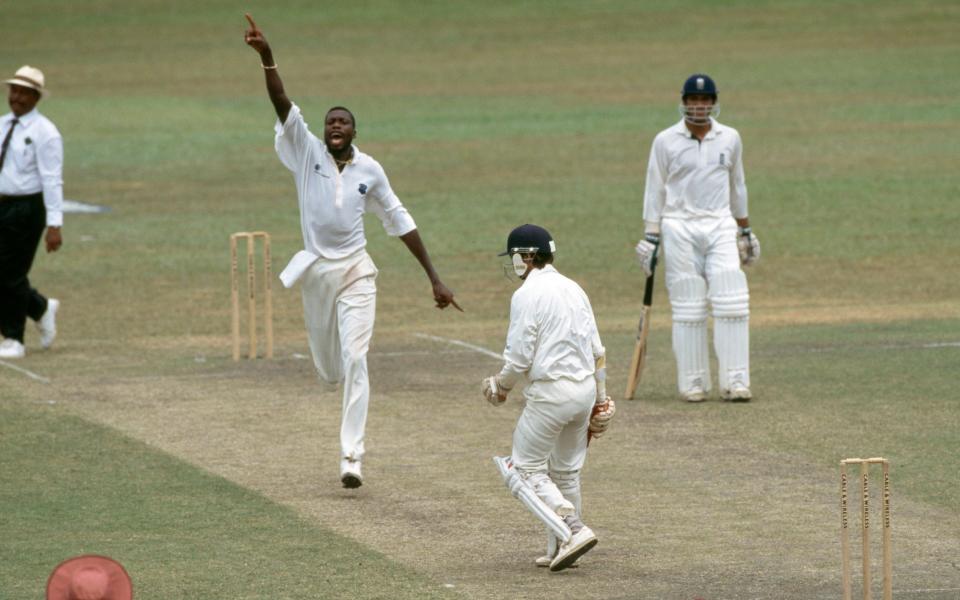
top-left (800, 341), bottom-right (960, 354)
top-left (0, 359), bottom-right (51, 384)
top-left (919, 341), bottom-right (960, 348)
top-left (414, 333), bottom-right (501, 360)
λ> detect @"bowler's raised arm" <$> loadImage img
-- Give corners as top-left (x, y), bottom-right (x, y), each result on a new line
top-left (244, 13), bottom-right (292, 123)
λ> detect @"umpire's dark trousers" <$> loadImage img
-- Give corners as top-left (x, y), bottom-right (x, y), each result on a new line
top-left (0, 193), bottom-right (49, 343)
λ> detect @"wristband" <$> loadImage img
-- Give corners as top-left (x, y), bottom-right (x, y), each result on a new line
top-left (261, 63), bottom-right (278, 70)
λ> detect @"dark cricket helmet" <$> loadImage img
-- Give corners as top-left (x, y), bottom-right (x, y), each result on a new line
top-left (681, 73), bottom-right (718, 101)
top-left (499, 224), bottom-right (556, 257)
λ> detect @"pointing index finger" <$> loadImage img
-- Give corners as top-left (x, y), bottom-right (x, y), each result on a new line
top-left (244, 13), bottom-right (258, 31)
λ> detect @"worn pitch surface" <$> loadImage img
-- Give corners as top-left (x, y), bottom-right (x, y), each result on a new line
top-left (9, 326), bottom-right (960, 599)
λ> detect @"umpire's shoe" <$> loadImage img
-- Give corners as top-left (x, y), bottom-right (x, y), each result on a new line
top-left (340, 458), bottom-right (363, 489)
top-left (37, 298), bottom-right (59, 349)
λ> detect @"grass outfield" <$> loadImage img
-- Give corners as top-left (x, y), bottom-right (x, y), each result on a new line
top-left (3, 0), bottom-right (960, 598)
top-left (0, 400), bottom-right (457, 599)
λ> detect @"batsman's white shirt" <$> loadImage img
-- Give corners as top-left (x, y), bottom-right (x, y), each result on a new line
top-left (0, 109), bottom-right (64, 227)
top-left (498, 265), bottom-right (605, 533)
top-left (642, 118), bottom-right (747, 229)
top-left (498, 265), bottom-right (604, 391)
top-left (274, 103), bottom-right (416, 260)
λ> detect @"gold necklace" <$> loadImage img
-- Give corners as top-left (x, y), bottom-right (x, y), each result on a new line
top-left (334, 150), bottom-right (354, 168)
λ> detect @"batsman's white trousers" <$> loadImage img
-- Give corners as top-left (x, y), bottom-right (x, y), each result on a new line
top-left (662, 216), bottom-right (750, 394)
top-left (301, 249), bottom-right (378, 462)
top-left (512, 377), bottom-right (595, 506)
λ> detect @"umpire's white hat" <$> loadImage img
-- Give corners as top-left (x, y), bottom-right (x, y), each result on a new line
top-left (5, 65), bottom-right (46, 97)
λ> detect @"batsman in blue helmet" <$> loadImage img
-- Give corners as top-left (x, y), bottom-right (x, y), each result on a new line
top-left (634, 74), bottom-right (760, 403)
top-left (483, 224), bottom-right (616, 571)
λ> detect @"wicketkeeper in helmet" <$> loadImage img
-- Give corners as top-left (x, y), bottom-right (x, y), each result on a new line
top-left (483, 224), bottom-right (616, 572)
top-left (636, 74), bottom-right (760, 402)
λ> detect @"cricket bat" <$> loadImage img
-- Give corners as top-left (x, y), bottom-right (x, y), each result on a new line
top-left (625, 249), bottom-right (658, 400)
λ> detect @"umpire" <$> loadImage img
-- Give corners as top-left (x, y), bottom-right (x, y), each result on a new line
top-left (0, 66), bottom-right (62, 359)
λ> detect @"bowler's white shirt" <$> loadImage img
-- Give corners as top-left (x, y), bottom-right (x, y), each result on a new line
top-left (0, 109), bottom-right (64, 227)
top-left (498, 265), bottom-right (604, 390)
top-left (643, 118), bottom-right (747, 227)
top-left (275, 104), bottom-right (416, 260)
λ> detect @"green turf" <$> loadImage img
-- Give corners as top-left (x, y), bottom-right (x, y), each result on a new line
top-left (0, 399), bottom-right (458, 599)
top-left (622, 318), bottom-right (960, 510)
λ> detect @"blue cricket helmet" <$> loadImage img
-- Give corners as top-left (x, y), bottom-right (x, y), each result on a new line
top-left (499, 224), bottom-right (556, 257)
top-left (681, 74), bottom-right (718, 100)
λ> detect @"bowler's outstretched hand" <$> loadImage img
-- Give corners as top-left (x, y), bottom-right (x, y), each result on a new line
top-left (244, 13), bottom-right (269, 52)
top-left (433, 281), bottom-right (463, 311)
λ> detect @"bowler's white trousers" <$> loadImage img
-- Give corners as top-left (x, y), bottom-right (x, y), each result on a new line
top-left (301, 249), bottom-right (378, 462)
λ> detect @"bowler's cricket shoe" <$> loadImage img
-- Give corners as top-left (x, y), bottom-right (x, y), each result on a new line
top-left (549, 526), bottom-right (597, 572)
top-left (340, 458), bottom-right (363, 489)
top-left (36, 298), bottom-right (59, 349)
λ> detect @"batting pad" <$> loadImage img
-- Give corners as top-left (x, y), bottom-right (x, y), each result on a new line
top-left (550, 469), bottom-right (582, 517)
top-left (709, 270), bottom-right (750, 390)
top-left (669, 276), bottom-right (708, 323)
top-left (709, 270), bottom-right (750, 319)
top-left (673, 321), bottom-right (711, 394)
top-left (494, 456), bottom-right (572, 543)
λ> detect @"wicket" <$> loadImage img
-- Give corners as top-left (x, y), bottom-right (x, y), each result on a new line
top-left (840, 457), bottom-right (892, 600)
top-left (230, 231), bottom-right (273, 361)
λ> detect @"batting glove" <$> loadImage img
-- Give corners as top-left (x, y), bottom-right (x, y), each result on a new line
top-left (588, 397), bottom-right (616, 438)
top-left (482, 375), bottom-right (509, 406)
top-left (635, 233), bottom-right (660, 277)
top-left (737, 227), bottom-right (760, 266)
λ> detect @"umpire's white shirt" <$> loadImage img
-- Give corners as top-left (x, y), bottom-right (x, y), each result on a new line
top-left (498, 265), bottom-right (604, 391)
top-left (275, 104), bottom-right (416, 260)
top-left (642, 118), bottom-right (747, 227)
top-left (0, 109), bottom-right (64, 227)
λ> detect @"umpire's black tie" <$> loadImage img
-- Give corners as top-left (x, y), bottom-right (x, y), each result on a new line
top-left (0, 118), bottom-right (19, 174)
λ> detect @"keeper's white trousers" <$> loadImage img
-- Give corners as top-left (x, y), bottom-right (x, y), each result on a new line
top-left (301, 249), bottom-right (378, 462)
top-left (662, 216), bottom-right (750, 395)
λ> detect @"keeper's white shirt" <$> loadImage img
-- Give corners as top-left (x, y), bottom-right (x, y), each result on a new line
top-left (642, 118), bottom-right (747, 228)
top-left (0, 109), bottom-right (64, 227)
top-left (275, 104), bottom-right (416, 260)
top-left (498, 265), bottom-right (605, 390)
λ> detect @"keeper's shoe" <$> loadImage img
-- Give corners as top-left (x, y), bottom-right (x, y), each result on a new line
top-left (549, 526), bottom-right (597, 572)
top-left (36, 298), bottom-right (59, 349)
top-left (340, 458), bottom-right (363, 489)
top-left (0, 338), bottom-right (26, 359)
top-left (682, 387), bottom-right (707, 403)
top-left (721, 383), bottom-right (752, 403)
